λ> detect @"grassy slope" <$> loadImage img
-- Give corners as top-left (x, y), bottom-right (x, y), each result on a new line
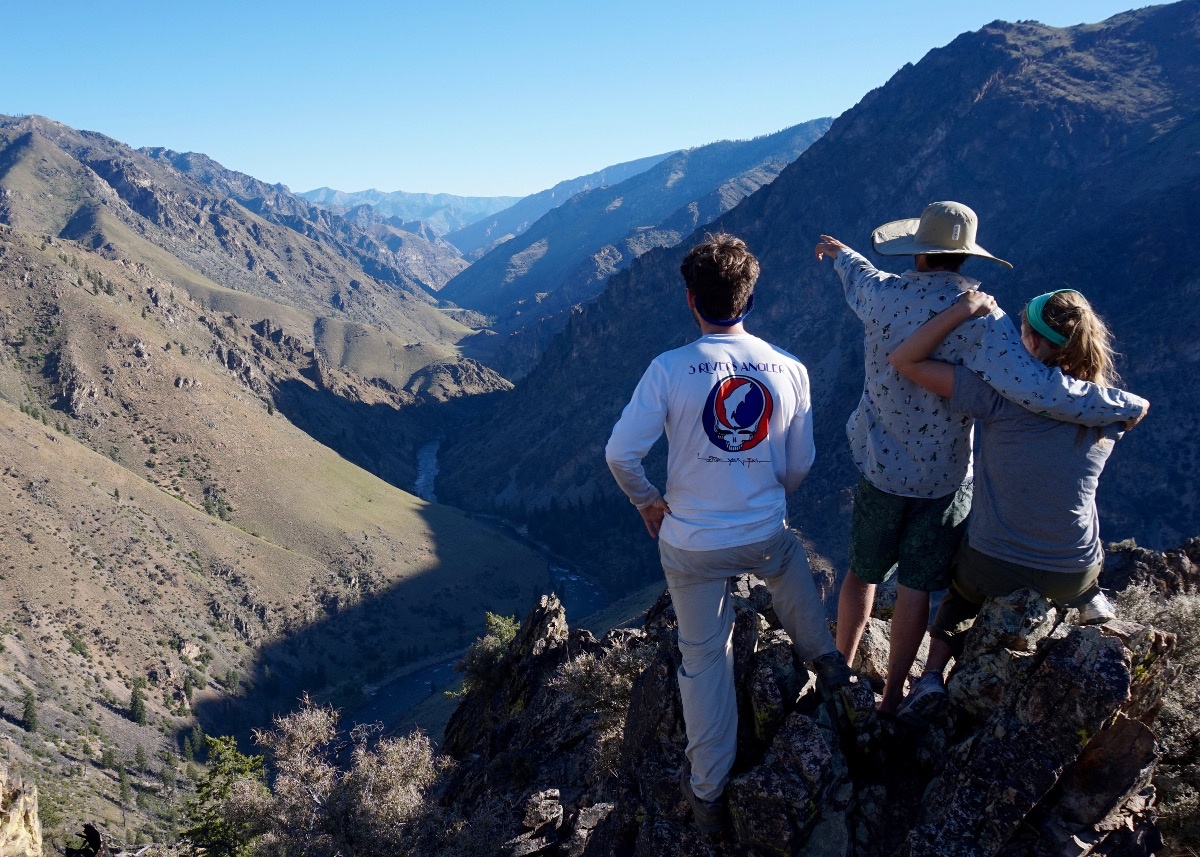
top-left (0, 227), bottom-right (549, 843)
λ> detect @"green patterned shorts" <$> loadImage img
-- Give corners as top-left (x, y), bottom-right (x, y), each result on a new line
top-left (848, 476), bottom-right (972, 592)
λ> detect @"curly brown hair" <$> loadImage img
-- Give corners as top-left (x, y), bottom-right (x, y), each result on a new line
top-left (679, 233), bottom-right (759, 322)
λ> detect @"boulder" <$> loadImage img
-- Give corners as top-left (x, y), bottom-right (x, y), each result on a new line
top-left (438, 569), bottom-right (1177, 857)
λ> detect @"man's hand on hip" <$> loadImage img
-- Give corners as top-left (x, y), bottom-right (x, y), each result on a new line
top-left (638, 497), bottom-right (672, 540)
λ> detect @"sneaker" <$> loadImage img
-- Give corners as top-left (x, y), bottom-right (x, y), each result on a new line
top-left (1077, 591), bottom-right (1116, 625)
top-left (811, 650), bottom-right (854, 692)
top-left (896, 672), bottom-right (946, 725)
top-left (679, 764), bottom-right (725, 836)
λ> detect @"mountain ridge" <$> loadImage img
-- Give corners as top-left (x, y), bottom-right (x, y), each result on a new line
top-left (437, 2), bottom-right (1200, 590)
top-left (442, 151), bottom-right (675, 259)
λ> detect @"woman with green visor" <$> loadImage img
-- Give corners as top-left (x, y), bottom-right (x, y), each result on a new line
top-left (883, 287), bottom-right (1142, 723)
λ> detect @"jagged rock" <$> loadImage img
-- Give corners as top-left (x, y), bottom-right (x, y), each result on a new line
top-left (849, 616), bottom-right (928, 691)
top-left (730, 575), bottom-right (781, 629)
top-left (440, 565), bottom-right (1178, 857)
top-left (0, 765), bottom-right (42, 857)
top-left (903, 613), bottom-right (1175, 857)
top-left (1102, 539), bottom-right (1200, 596)
top-left (748, 631), bottom-right (802, 743)
top-left (558, 803), bottom-right (614, 857)
top-left (727, 712), bottom-right (845, 855)
top-left (522, 788), bottom-right (565, 833)
top-left (946, 588), bottom-right (1062, 719)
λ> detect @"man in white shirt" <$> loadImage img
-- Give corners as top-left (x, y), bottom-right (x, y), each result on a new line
top-left (606, 233), bottom-right (849, 836)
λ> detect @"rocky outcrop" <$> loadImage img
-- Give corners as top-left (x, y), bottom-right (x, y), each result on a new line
top-left (1101, 538), bottom-right (1200, 596)
top-left (441, 578), bottom-right (1175, 856)
top-left (0, 765), bottom-right (42, 857)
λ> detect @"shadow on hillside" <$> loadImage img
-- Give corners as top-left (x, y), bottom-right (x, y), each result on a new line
top-left (186, 380), bottom-right (550, 753)
top-left (270, 377), bottom-right (429, 492)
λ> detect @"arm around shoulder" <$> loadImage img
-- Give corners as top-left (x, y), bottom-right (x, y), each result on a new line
top-left (961, 313), bottom-right (1148, 426)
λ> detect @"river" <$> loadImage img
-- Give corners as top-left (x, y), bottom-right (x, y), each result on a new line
top-left (349, 441), bottom-right (610, 731)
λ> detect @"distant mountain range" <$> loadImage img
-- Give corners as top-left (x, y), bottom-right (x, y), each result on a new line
top-left (296, 187), bottom-right (520, 236)
top-left (437, 1), bottom-right (1200, 591)
top-left (442, 152), bottom-right (674, 259)
top-left (440, 120), bottom-right (831, 377)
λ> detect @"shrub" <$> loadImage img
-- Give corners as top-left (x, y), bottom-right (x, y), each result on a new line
top-left (183, 735), bottom-right (269, 857)
top-left (451, 612), bottom-right (518, 696)
top-left (1114, 585), bottom-right (1200, 852)
top-left (177, 695), bottom-right (456, 856)
top-left (554, 643), bottom-right (652, 772)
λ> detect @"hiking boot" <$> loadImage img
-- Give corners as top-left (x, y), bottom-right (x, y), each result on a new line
top-left (1077, 590), bottom-right (1116, 625)
top-left (811, 650), bottom-right (854, 692)
top-left (679, 764), bottom-right (725, 836)
top-left (896, 672), bottom-right (946, 725)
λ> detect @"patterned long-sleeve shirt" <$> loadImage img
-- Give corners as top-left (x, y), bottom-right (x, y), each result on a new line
top-left (834, 248), bottom-right (1147, 499)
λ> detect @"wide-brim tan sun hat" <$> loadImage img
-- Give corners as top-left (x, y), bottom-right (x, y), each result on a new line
top-left (872, 200), bottom-right (1012, 269)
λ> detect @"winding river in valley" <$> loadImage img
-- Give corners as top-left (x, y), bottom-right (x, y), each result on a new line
top-left (343, 441), bottom-right (610, 732)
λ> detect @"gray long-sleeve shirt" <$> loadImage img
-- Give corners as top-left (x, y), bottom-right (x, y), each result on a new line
top-left (834, 248), bottom-right (1146, 499)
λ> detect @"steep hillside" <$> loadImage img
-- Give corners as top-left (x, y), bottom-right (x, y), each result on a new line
top-left (338, 203), bottom-right (469, 290)
top-left (0, 116), bottom-right (504, 397)
top-left (298, 187), bottom-right (520, 235)
top-left (439, 2), bottom-right (1200, 589)
top-left (485, 150), bottom-right (833, 380)
top-left (439, 121), bottom-right (830, 325)
top-left (146, 149), bottom-right (471, 293)
top-left (0, 225), bottom-right (549, 842)
top-left (443, 151), bottom-right (673, 259)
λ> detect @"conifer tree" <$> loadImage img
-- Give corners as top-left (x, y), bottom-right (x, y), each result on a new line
top-left (20, 687), bottom-right (37, 732)
top-left (130, 678), bottom-right (148, 725)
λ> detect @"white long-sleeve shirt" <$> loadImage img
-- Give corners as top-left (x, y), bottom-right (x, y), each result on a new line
top-left (605, 333), bottom-right (815, 551)
top-left (835, 249), bottom-right (1147, 499)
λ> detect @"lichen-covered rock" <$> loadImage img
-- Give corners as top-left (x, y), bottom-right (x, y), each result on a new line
top-left (727, 713), bottom-right (844, 855)
top-left (748, 631), bottom-right (802, 743)
top-left (946, 588), bottom-right (1060, 719)
top-left (903, 619), bottom-right (1159, 857)
top-left (438, 563), bottom-right (1179, 857)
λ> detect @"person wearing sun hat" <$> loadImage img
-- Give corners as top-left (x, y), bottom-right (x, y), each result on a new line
top-left (814, 201), bottom-right (1148, 716)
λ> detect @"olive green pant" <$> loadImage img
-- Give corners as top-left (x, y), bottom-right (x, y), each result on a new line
top-left (930, 541), bottom-right (1101, 655)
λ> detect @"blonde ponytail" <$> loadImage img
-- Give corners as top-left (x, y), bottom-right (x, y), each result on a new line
top-left (1021, 291), bottom-right (1119, 387)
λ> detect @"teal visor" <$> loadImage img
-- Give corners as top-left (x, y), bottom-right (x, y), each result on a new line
top-left (1024, 289), bottom-right (1080, 346)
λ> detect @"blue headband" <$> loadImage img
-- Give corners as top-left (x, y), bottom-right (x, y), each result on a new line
top-left (697, 293), bottom-right (754, 327)
top-left (1024, 289), bottom-right (1080, 346)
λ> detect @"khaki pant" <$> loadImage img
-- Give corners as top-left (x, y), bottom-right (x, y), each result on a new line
top-left (659, 528), bottom-right (835, 802)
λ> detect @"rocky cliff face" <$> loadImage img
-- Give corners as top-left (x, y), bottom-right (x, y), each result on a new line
top-left (0, 766), bottom-right (42, 857)
top-left (438, 559), bottom-right (1177, 857)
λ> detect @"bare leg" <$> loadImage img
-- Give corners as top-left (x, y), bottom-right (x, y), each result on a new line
top-left (835, 570), bottom-right (875, 667)
top-left (879, 584), bottom-right (930, 714)
top-left (923, 637), bottom-right (954, 679)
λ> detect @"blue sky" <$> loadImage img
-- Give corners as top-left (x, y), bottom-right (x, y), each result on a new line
top-left (4, 1), bottom-right (1148, 197)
